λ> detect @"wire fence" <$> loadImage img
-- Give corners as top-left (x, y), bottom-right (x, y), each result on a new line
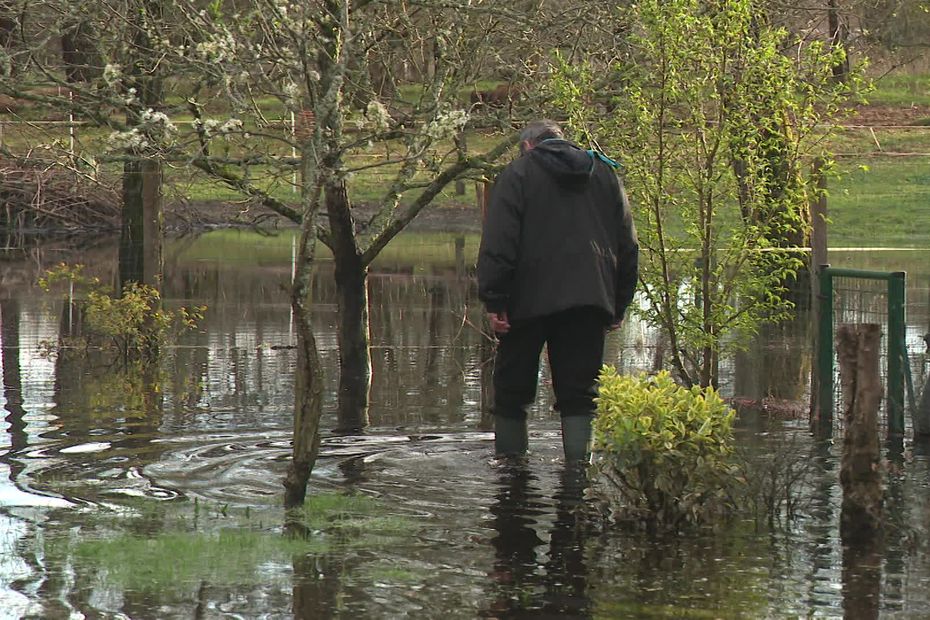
top-left (816, 267), bottom-right (908, 436)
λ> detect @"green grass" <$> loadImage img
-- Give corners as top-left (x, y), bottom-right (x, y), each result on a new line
top-left (7, 72), bottom-right (930, 249)
top-left (171, 229), bottom-right (480, 269)
top-left (830, 156), bottom-right (930, 247)
top-left (298, 492), bottom-right (415, 543)
top-left (0, 109), bottom-right (501, 211)
top-left (865, 73), bottom-right (930, 107)
top-left (70, 528), bottom-right (321, 592)
top-left (831, 125), bottom-right (930, 155)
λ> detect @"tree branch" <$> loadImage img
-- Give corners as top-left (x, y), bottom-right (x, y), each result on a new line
top-left (360, 130), bottom-right (517, 265)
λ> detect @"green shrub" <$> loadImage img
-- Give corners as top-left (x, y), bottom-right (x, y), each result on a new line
top-left (592, 366), bottom-right (740, 530)
top-left (39, 263), bottom-right (205, 360)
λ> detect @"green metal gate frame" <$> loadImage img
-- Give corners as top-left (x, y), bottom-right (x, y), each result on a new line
top-left (816, 266), bottom-right (906, 435)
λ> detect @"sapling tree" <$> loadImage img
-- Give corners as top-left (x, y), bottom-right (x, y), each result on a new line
top-left (551, 0), bottom-right (858, 387)
top-left (169, 0), bottom-right (637, 441)
top-left (38, 263), bottom-right (205, 363)
top-left (153, 0), bottom-right (542, 505)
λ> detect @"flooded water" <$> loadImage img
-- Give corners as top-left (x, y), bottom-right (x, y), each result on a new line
top-left (2, 231), bottom-right (930, 618)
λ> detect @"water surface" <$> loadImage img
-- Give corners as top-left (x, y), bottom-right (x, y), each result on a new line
top-left (1, 231), bottom-right (929, 618)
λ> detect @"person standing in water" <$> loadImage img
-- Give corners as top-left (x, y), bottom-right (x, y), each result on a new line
top-left (477, 119), bottom-right (639, 462)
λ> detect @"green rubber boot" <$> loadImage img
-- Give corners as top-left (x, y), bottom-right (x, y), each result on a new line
top-left (494, 416), bottom-right (528, 456)
top-left (561, 414), bottom-right (594, 463)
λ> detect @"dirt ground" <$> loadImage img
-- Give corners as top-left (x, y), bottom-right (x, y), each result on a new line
top-left (845, 103), bottom-right (930, 126)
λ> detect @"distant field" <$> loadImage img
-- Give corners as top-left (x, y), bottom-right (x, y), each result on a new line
top-left (830, 155), bottom-right (930, 247)
top-left (830, 73), bottom-right (930, 248)
top-left (862, 73), bottom-right (930, 107)
top-left (3, 73), bottom-right (930, 247)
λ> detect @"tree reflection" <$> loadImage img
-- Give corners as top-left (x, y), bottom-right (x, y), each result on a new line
top-left (733, 319), bottom-right (811, 404)
top-left (1, 299), bottom-right (27, 459)
top-left (842, 537), bottom-right (883, 620)
top-left (292, 553), bottom-right (343, 619)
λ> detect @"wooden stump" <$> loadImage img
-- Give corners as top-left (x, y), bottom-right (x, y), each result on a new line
top-left (836, 323), bottom-right (884, 542)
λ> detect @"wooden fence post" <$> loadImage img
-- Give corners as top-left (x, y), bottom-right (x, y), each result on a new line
top-left (836, 323), bottom-right (884, 542)
top-left (810, 157), bottom-right (828, 433)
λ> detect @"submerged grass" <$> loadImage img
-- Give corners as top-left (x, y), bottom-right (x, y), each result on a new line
top-left (51, 492), bottom-right (418, 594)
top-left (71, 528), bottom-right (319, 592)
top-left (359, 562), bottom-right (426, 584)
top-left (298, 492), bottom-right (416, 545)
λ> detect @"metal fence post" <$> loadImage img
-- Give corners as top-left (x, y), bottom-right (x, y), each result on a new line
top-left (887, 271), bottom-right (907, 436)
top-left (817, 265), bottom-right (834, 430)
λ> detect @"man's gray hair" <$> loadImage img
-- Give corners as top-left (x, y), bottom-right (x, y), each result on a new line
top-left (520, 119), bottom-right (564, 146)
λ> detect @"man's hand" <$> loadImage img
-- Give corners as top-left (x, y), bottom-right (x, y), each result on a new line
top-left (487, 311), bottom-right (511, 335)
top-left (608, 319), bottom-right (623, 332)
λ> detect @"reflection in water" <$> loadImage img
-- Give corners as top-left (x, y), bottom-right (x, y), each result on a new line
top-left (292, 552), bottom-right (343, 620)
top-left (485, 463), bottom-right (547, 617)
top-left (843, 536), bottom-right (883, 620)
top-left (0, 234), bottom-right (929, 616)
top-left (733, 319), bottom-right (812, 403)
top-left (2, 299), bottom-right (28, 465)
top-left (484, 462), bottom-right (591, 619)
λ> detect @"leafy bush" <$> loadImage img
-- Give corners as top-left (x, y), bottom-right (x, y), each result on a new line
top-left (39, 263), bottom-right (205, 360)
top-left (591, 366), bottom-right (740, 531)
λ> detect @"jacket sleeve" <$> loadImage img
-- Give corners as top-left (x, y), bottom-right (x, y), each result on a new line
top-left (614, 175), bottom-right (639, 322)
top-left (477, 165), bottom-right (523, 314)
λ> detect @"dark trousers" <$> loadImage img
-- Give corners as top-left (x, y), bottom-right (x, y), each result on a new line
top-left (493, 306), bottom-right (609, 420)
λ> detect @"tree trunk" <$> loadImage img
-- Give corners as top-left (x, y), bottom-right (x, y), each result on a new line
top-left (837, 322), bottom-right (885, 618)
top-left (828, 0), bottom-right (850, 83)
top-left (809, 158), bottom-right (828, 424)
top-left (119, 0), bottom-right (163, 292)
top-left (327, 182), bottom-right (371, 433)
top-left (120, 158), bottom-right (163, 290)
top-left (700, 222), bottom-right (714, 388)
top-left (0, 2), bottom-right (17, 76)
top-left (61, 20), bottom-right (102, 84)
top-left (283, 227), bottom-right (325, 509)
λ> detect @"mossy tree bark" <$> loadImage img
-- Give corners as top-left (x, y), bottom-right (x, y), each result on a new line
top-left (282, 0), bottom-right (343, 509)
top-left (283, 225), bottom-right (325, 508)
top-left (0, 3), bottom-right (17, 76)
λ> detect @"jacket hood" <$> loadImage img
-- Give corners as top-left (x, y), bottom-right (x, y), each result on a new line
top-left (527, 139), bottom-right (595, 186)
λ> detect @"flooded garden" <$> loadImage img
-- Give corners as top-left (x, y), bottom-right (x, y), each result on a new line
top-left (6, 0), bottom-right (930, 616)
top-left (0, 231), bottom-right (928, 618)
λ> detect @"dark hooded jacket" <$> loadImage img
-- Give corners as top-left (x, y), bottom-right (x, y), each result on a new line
top-left (477, 139), bottom-right (639, 323)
